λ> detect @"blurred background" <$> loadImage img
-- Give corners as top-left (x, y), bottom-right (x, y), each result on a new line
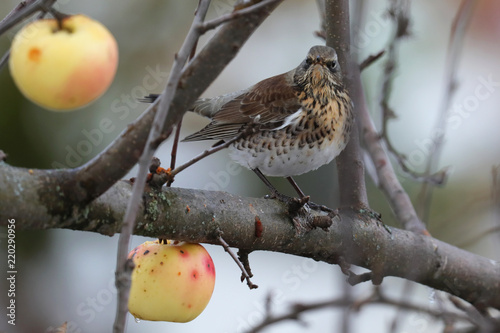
top-left (0, 0), bottom-right (499, 332)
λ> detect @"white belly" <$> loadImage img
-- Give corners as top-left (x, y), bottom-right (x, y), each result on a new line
top-left (228, 136), bottom-right (345, 177)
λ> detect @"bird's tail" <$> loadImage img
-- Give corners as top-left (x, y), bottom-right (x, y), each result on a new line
top-left (140, 89), bottom-right (247, 119)
top-left (138, 93), bottom-right (220, 119)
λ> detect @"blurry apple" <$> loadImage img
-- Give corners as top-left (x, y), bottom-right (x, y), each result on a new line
top-left (9, 14), bottom-right (118, 111)
top-left (128, 240), bottom-right (216, 322)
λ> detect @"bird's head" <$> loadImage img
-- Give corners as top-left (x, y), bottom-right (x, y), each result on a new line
top-left (293, 46), bottom-right (344, 102)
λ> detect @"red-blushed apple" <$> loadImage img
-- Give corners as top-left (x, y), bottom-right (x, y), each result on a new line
top-left (9, 14), bottom-right (118, 111)
top-left (128, 240), bottom-right (216, 322)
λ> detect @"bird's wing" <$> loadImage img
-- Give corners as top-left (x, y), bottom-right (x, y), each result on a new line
top-left (183, 73), bottom-right (301, 142)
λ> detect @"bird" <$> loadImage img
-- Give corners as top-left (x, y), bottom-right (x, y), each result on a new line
top-left (144, 45), bottom-right (353, 203)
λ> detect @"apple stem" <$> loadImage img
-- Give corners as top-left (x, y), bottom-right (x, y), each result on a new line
top-left (41, 5), bottom-right (70, 31)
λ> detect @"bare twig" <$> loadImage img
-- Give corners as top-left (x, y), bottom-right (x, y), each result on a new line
top-left (168, 130), bottom-right (247, 179)
top-left (346, 271), bottom-right (372, 285)
top-left (218, 236), bottom-right (258, 289)
top-left (167, 25), bottom-right (201, 187)
top-left (166, 113), bottom-right (262, 182)
top-left (359, 49), bottom-right (385, 71)
top-left (166, 120), bottom-right (182, 187)
top-left (379, 0), bottom-right (411, 139)
top-left (0, 0), bottom-right (56, 35)
top-left (456, 226), bottom-right (500, 248)
top-left (198, 0), bottom-right (282, 33)
top-left (416, 0), bottom-right (478, 221)
top-left (248, 298), bottom-right (353, 333)
top-left (323, 0), bottom-right (427, 232)
top-left (448, 296), bottom-right (497, 329)
top-left (248, 290), bottom-right (476, 333)
top-left (377, 0), bottom-right (448, 185)
top-left (237, 249), bottom-right (254, 279)
top-left (113, 2), bottom-right (211, 332)
top-left (0, 0), bottom-right (58, 71)
top-left (361, 99), bottom-right (428, 233)
top-left (0, 49), bottom-right (10, 70)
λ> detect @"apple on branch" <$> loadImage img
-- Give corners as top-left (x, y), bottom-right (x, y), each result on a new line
top-left (128, 240), bottom-right (216, 323)
top-left (9, 14), bottom-right (118, 111)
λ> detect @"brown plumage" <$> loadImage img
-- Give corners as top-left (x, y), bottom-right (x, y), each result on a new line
top-left (143, 45), bottom-right (353, 178)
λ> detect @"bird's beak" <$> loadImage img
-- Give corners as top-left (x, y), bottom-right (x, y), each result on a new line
top-left (310, 64), bottom-right (327, 84)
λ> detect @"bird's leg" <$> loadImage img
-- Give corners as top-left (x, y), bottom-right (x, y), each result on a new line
top-left (252, 168), bottom-right (283, 198)
top-left (286, 176), bottom-right (306, 198)
top-left (252, 169), bottom-right (309, 209)
top-left (287, 176), bottom-right (336, 214)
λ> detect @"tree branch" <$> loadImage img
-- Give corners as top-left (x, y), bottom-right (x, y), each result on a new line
top-left (324, 0), bottom-right (427, 234)
top-left (325, 0), bottom-right (369, 208)
top-left (248, 290), bottom-right (484, 333)
top-left (377, 1), bottom-right (449, 186)
top-left (1, 162), bottom-right (499, 310)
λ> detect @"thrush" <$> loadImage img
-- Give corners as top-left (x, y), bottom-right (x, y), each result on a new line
top-left (144, 45), bottom-right (353, 202)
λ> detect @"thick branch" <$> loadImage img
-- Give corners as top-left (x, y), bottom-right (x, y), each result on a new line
top-left (325, 0), bottom-right (368, 208)
top-left (1, 162), bottom-right (499, 310)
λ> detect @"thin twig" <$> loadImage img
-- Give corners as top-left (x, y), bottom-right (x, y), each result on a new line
top-left (359, 50), bottom-right (385, 71)
top-left (416, 0), bottom-right (478, 221)
top-left (248, 290), bottom-right (475, 333)
top-left (0, 50), bottom-right (10, 71)
top-left (237, 249), bottom-right (254, 279)
top-left (456, 226), bottom-right (500, 248)
top-left (166, 120), bottom-right (182, 187)
top-left (379, 0), bottom-right (411, 138)
top-left (0, 0), bottom-right (58, 71)
top-left (360, 81), bottom-right (428, 233)
top-left (168, 130), bottom-right (247, 179)
top-left (112, 2), bottom-right (212, 332)
top-left (377, 0), bottom-right (446, 185)
top-left (346, 271), bottom-right (372, 285)
top-left (197, 0), bottom-right (282, 33)
top-left (448, 296), bottom-right (496, 329)
top-left (167, 34), bottom-right (201, 187)
top-left (218, 236), bottom-right (258, 289)
top-left (0, 0), bottom-right (57, 35)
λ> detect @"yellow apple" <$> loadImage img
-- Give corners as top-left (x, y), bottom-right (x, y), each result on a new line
top-left (128, 240), bottom-right (216, 323)
top-left (9, 14), bottom-right (118, 111)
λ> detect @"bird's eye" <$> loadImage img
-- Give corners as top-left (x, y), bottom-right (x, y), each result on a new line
top-left (304, 57), bottom-right (313, 69)
top-left (327, 61), bottom-right (337, 71)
